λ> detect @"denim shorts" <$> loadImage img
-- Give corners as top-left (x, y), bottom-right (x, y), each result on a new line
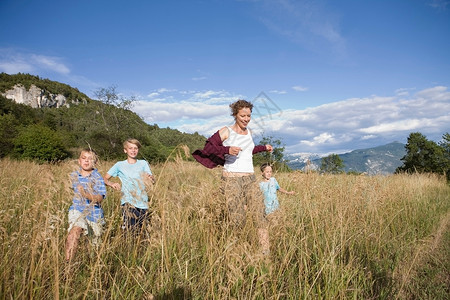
top-left (121, 203), bottom-right (150, 232)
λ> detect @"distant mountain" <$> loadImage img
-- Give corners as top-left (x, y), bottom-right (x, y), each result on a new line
top-left (287, 142), bottom-right (406, 174)
top-left (285, 153), bottom-right (321, 171)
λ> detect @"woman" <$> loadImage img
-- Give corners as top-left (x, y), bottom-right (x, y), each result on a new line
top-left (193, 100), bottom-right (273, 250)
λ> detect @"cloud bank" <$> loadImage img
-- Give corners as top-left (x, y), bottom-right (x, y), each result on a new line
top-left (132, 86), bottom-right (450, 155)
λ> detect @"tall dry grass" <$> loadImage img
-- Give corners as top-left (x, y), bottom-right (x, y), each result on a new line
top-left (0, 152), bottom-right (449, 299)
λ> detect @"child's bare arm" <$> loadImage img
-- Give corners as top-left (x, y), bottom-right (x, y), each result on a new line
top-left (279, 187), bottom-right (296, 195)
top-left (77, 185), bottom-right (104, 203)
top-left (145, 173), bottom-right (156, 184)
top-left (104, 174), bottom-right (121, 190)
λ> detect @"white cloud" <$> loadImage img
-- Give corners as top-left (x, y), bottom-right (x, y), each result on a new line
top-left (300, 132), bottom-right (335, 146)
top-left (193, 90), bottom-right (223, 99)
top-left (30, 54), bottom-right (70, 74)
top-left (395, 87), bottom-right (414, 96)
top-left (147, 92), bottom-right (160, 98)
top-left (0, 49), bottom-right (34, 73)
top-left (254, 0), bottom-right (347, 58)
top-left (269, 90), bottom-right (287, 94)
top-left (415, 85), bottom-right (450, 101)
top-left (157, 88), bottom-right (175, 93)
top-left (192, 76), bottom-right (207, 81)
top-left (428, 0), bottom-right (450, 10)
top-left (138, 85), bottom-right (450, 155)
top-left (292, 85), bottom-right (308, 92)
top-left (0, 48), bottom-right (71, 75)
top-left (0, 60), bottom-right (33, 74)
top-left (133, 100), bottom-right (228, 123)
top-left (359, 119), bottom-right (429, 134)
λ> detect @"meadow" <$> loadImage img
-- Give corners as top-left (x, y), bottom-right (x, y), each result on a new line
top-left (1, 152), bottom-right (449, 299)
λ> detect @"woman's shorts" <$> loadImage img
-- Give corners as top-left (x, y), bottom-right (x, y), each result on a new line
top-left (220, 174), bottom-right (265, 227)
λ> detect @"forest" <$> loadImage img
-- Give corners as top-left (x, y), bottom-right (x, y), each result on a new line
top-left (0, 73), bottom-right (207, 162)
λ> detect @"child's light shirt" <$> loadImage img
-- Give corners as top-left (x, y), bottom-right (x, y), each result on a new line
top-left (107, 159), bottom-right (153, 209)
top-left (259, 177), bottom-right (280, 215)
top-left (69, 169), bottom-right (106, 222)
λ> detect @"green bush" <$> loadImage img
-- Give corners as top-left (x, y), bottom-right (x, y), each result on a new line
top-left (0, 114), bottom-right (19, 157)
top-left (13, 124), bottom-right (70, 162)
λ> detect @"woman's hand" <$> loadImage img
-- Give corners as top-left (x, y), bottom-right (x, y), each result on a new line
top-left (265, 144), bottom-right (273, 152)
top-left (229, 146), bottom-right (242, 156)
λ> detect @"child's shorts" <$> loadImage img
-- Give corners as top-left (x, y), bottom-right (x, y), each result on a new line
top-left (121, 203), bottom-right (150, 232)
top-left (68, 209), bottom-right (104, 237)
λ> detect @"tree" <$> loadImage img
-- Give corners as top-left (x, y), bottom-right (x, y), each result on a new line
top-left (396, 132), bottom-right (445, 175)
top-left (253, 135), bottom-right (290, 171)
top-left (94, 85), bottom-right (135, 110)
top-left (0, 114), bottom-right (18, 157)
top-left (320, 154), bottom-right (345, 174)
top-left (439, 133), bottom-right (450, 159)
top-left (13, 124), bottom-right (70, 162)
top-left (91, 85), bottom-right (139, 155)
top-left (0, 95), bottom-right (38, 158)
top-left (438, 132), bottom-right (450, 181)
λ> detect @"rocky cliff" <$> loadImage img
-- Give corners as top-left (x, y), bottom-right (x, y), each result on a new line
top-left (2, 84), bottom-right (86, 108)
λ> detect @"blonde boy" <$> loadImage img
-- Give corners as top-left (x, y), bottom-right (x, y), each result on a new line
top-left (65, 149), bottom-right (106, 262)
top-left (104, 138), bottom-right (155, 233)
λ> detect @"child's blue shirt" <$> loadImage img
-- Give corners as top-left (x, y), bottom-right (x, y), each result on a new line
top-left (69, 169), bottom-right (106, 222)
top-left (107, 159), bottom-right (153, 209)
top-left (259, 177), bottom-right (280, 215)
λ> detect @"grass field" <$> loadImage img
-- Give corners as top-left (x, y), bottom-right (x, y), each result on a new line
top-left (1, 154), bottom-right (449, 299)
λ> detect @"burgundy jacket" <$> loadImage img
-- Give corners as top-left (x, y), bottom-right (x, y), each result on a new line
top-left (192, 130), bottom-right (267, 169)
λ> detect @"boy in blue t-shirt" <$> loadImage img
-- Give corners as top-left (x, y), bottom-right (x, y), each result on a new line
top-left (65, 149), bottom-right (106, 262)
top-left (104, 138), bottom-right (155, 233)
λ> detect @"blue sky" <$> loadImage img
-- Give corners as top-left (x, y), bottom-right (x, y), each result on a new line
top-left (1, 0), bottom-right (449, 156)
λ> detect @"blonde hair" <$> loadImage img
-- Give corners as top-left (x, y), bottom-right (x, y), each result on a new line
top-left (80, 148), bottom-right (98, 164)
top-left (123, 138), bottom-right (142, 149)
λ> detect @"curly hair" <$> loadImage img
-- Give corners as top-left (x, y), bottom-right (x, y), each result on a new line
top-left (229, 99), bottom-right (253, 117)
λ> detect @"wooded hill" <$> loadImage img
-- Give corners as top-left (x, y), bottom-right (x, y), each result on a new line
top-left (0, 73), bottom-right (207, 162)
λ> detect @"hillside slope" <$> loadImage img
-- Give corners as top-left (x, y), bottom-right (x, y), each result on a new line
top-left (0, 73), bottom-right (206, 161)
top-left (340, 142), bottom-right (406, 174)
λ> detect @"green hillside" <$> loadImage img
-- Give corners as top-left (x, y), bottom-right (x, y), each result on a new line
top-left (0, 72), bottom-right (90, 102)
top-left (0, 73), bottom-right (206, 162)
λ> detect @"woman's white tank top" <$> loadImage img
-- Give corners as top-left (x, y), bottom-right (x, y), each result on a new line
top-left (222, 126), bottom-right (255, 173)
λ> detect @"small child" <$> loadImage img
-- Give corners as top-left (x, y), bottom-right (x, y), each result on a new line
top-left (104, 138), bottom-right (155, 234)
top-left (65, 149), bottom-right (106, 262)
top-left (259, 163), bottom-right (295, 216)
top-left (257, 163), bottom-right (295, 255)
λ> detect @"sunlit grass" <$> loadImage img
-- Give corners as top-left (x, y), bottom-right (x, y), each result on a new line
top-left (1, 155), bottom-right (449, 299)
